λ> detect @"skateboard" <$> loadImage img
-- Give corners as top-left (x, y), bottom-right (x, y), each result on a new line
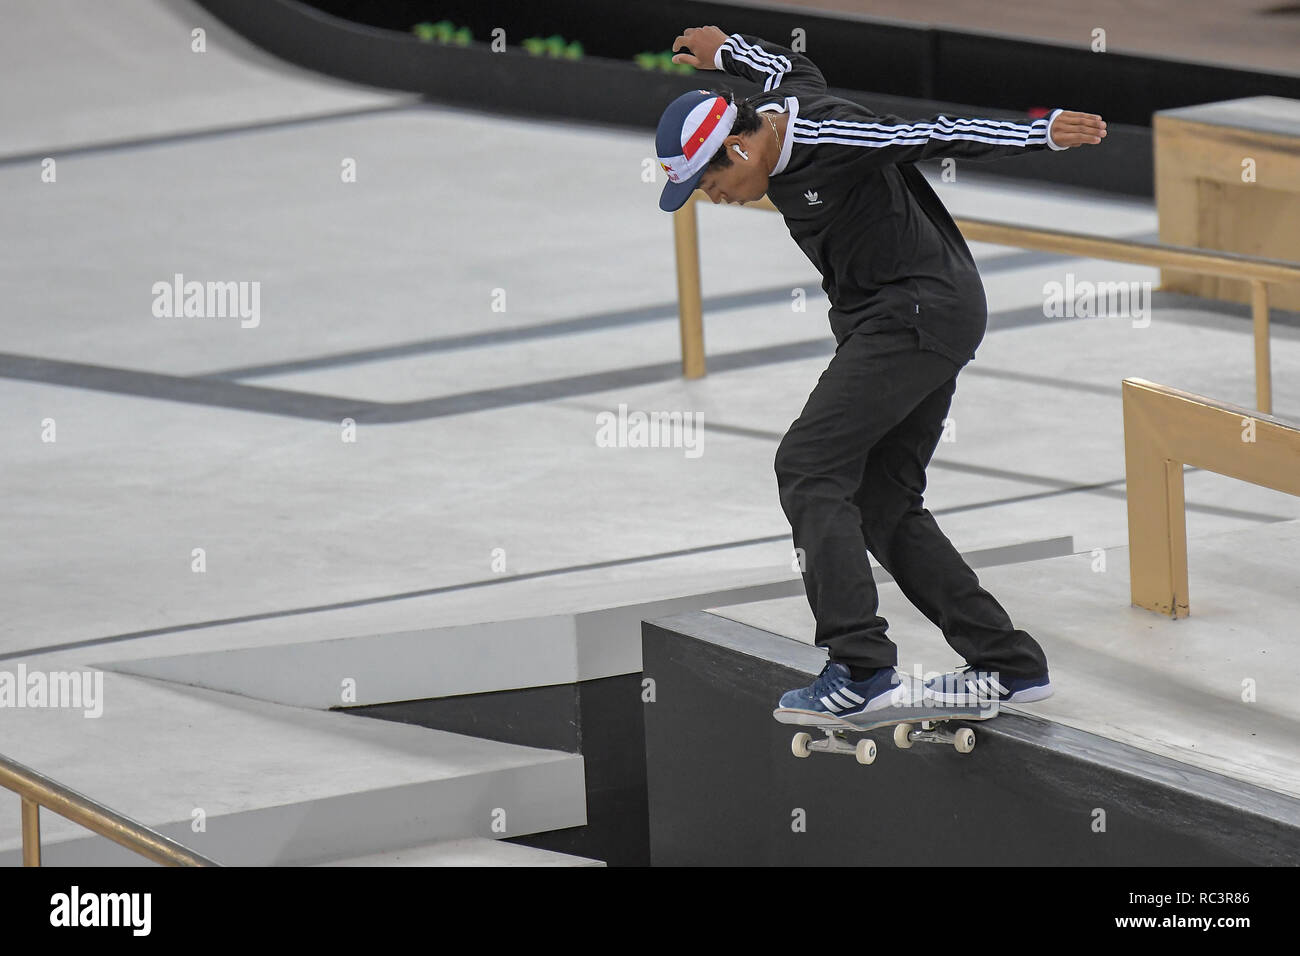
top-left (773, 701), bottom-right (998, 765)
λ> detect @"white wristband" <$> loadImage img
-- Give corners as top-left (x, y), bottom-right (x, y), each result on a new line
top-left (1046, 108), bottom-right (1067, 150)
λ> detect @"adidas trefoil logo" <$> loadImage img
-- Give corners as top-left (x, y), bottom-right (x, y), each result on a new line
top-left (804, 189), bottom-right (822, 205)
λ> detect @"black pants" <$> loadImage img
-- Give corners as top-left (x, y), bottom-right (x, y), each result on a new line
top-left (774, 326), bottom-right (1047, 679)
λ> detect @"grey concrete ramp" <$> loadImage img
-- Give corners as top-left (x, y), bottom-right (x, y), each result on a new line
top-left (0, 0), bottom-right (406, 160)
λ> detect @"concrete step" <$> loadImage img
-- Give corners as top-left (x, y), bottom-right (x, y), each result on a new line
top-left (314, 837), bottom-right (603, 866)
top-left (0, 673), bottom-right (586, 866)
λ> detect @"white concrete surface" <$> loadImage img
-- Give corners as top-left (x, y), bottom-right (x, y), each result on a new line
top-left (0, 0), bottom-right (407, 158)
top-left (5, 65), bottom-right (1298, 659)
top-left (4, 0), bottom-right (1299, 864)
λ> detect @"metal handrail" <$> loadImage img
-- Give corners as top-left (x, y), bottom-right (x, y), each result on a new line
top-left (0, 752), bottom-right (218, 866)
top-left (1122, 378), bottom-right (1300, 618)
top-left (673, 194), bottom-right (1300, 412)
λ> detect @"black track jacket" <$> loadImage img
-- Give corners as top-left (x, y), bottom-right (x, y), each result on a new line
top-left (713, 33), bottom-right (1065, 364)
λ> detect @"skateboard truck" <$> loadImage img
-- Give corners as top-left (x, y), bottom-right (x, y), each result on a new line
top-left (791, 728), bottom-right (878, 764)
top-left (892, 719), bottom-right (976, 753)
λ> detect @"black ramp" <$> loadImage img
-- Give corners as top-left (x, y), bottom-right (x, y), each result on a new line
top-left (642, 612), bottom-right (1300, 866)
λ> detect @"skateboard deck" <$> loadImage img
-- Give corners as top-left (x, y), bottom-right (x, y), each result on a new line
top-left (773, 700), bottom-right (999, 765)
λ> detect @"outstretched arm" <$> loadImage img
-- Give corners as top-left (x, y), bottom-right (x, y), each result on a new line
top-left (793, 106), bottom-right (1106, 174)
top-left (672, 26), bottom-right (827, 95)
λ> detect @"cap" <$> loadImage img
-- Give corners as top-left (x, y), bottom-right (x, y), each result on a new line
top-left (655, 89), bottom-right (737, 212)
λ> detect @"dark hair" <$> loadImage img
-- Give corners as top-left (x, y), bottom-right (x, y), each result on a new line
top-left (705, 91), bottom-right (763, 171)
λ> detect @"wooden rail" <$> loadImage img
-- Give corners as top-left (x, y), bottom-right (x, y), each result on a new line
top-left (1122, 378), bottom-right (1300, 617)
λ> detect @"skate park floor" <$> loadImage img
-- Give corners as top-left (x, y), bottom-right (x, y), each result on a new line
top-left (4, 0), bottom-right (1300, 852)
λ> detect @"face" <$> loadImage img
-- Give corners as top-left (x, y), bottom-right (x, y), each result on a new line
top-left (698, 137), bottom-right (768, 205)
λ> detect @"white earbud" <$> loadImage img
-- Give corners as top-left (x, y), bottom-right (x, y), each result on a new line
top-left (732, 144), bottom-right (749, 160)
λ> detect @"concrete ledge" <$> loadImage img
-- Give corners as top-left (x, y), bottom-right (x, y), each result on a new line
top-left (642, 611), bottom-right (1300, 865)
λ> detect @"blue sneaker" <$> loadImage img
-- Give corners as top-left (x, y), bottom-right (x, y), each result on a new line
top-left (776, 661), bottom-right (906, 724)
top-left (923, 666), bottom-right (1052, 706)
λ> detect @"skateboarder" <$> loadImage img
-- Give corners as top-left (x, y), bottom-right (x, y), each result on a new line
top-left (655, 27), bottom-right (1106, 718)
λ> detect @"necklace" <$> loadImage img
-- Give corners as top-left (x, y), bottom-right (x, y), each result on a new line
top-left (764, 112), bottom-right (782, 172)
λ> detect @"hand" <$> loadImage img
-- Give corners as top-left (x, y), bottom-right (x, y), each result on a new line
top-left (672, 26), bottom-right (728, 70)
top-left (1049, 110), bottom-right (1107, 147)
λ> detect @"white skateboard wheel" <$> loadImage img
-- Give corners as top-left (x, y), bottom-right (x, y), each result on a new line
top-left (855, 739), bottom-right (877, 765)
top-left (955, 728), bottom-right (976, 754)
top-left (893, 723), bottom-right (914, 749)
top-left (792, 732), bottom-right (812, 758)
